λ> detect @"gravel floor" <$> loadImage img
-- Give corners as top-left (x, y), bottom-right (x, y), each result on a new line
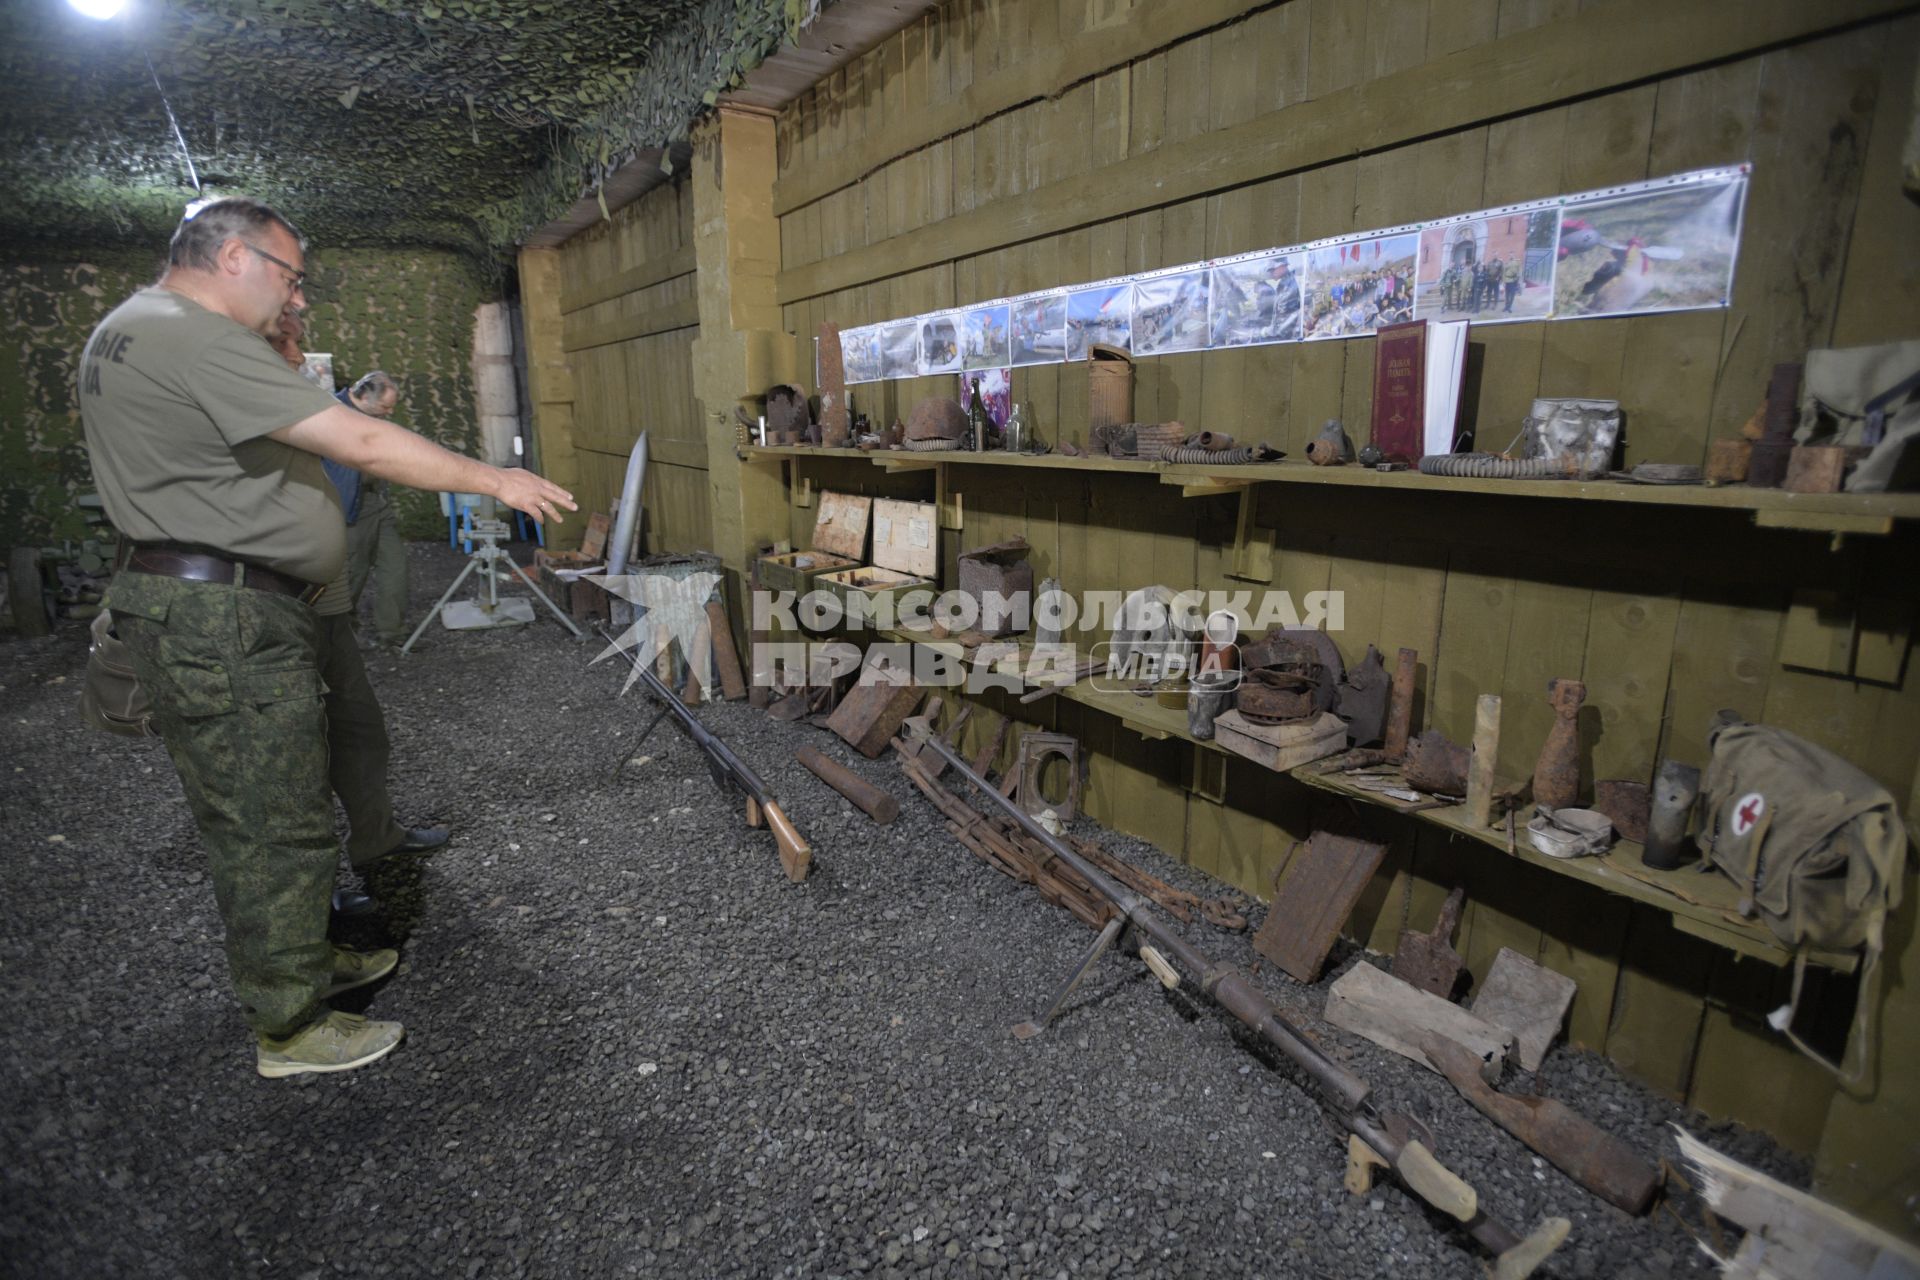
top-left (0, 542), bottom-right (1804, 1279)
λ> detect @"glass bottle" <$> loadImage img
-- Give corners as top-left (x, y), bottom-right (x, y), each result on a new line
top-left (966, 376), bottom-right (989, 452)
top-left (1003, 403), bottom-right (1027, 454)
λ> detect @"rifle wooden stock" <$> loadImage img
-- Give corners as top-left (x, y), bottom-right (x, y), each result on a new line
top-left (762, 801), bottom-right (811, 882)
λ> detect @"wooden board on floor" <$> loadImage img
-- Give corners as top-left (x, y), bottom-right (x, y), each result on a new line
top-left (1326, 959), bottom-right (1516, 1071)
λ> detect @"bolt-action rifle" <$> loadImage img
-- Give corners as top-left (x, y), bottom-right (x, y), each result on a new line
top-left (903, 723), bottom-right (1569, 1277)
top-left (600, 626), bottom-right (811, 881)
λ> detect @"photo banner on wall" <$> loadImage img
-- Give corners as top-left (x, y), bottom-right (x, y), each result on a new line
top-left (1551, 169), bottom-right (1747, 320)
top-left (842, 325), bottom-right (883, 385)
top-left (879, 320), bottom-right (920, 380)
top-left (824, 164), bottom-right (1748, 388)
top-left (1131, 267), bottom-right (1210, 356)
top-left (1302, 231), bottom-right (1417, 340)
top-left (1066, 281), bottom-right (1132, 359)
top-left (961, 304), bottom-right (1011, 370)
top-left (1210, 251), bottom-right (1304, 348)
top-left (1414, 205), bottom-right (1559, 325)
top-left (1010, 293), bottom-right (1067, 367)
top-left (918, 313), bottom-right (963, 375)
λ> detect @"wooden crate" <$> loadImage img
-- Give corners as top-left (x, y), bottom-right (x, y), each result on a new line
top-left (819, 497), bottom-right (937, 619)
top-left (534, 548), bottom-right (609, 624)
top-left (757, 490), bottom-right (872, 595)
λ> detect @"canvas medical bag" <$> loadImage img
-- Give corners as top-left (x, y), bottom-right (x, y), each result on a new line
top-left (1696, 714), bottom-right (1906, 1086)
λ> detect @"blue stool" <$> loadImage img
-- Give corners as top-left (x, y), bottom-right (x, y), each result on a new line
top-left (441, 491), bottom-right (489, 552)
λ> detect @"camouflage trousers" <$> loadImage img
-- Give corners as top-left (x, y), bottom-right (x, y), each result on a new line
top-left (313, 612), bottom-right (407, 869)
top-left (346, 487), bottom-right (408, 645)
top-left (108, 571), bottom-right (334, 1038)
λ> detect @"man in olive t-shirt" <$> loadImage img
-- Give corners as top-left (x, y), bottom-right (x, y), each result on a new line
top-left (80, 197), bottom-right (575, 1078)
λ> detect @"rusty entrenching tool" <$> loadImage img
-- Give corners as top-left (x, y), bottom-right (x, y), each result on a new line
top-left (897, 721), bottom-right (1570, 1277)
top-left (1394, 886), bottom-right (1467, 999)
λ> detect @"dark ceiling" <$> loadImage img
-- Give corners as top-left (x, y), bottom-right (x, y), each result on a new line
top-left (0, 0), bottom-right (799, 265)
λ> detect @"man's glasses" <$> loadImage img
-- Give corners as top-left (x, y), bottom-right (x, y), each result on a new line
top-left (243, 242), bottom-right (307, 291)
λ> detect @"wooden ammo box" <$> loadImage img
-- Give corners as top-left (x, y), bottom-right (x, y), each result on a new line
top-left (756, 490), bottom-right (870, 595)
top-left (534, 513), bottom-right (611, 624)
top-left (819, 497), bottom-right (938, 617)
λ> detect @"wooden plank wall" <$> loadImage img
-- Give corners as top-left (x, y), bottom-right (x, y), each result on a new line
top-left (764, 0), bottom-right (1920, 1156)
top-left (555, 179), bottom-right (710, 555)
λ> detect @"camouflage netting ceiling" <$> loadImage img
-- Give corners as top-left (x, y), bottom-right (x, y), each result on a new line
top-left (0, 0), bottom-right (805, 268)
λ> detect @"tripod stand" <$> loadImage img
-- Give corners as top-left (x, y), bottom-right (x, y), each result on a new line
top-left (401, 518), bottom-right (583, 654)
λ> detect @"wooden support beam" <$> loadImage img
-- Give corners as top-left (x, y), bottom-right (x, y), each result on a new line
top-left (559, 244), bottom-right (697, 314)
top-left (777, 0), bottom-right (1906, 304)
top-left (773, 0), bottom-right (1267, 216)
top-left (561, 296), bottom-right (702, 353)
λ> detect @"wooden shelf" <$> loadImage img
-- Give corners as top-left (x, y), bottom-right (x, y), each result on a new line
top-left (870, 626), bottom-right (1855, 972)
top-left (749, 446), bottom-right (1920, 536)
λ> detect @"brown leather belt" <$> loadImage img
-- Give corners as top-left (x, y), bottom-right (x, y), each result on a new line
top-left (125, 547), bottom-right (325, 605)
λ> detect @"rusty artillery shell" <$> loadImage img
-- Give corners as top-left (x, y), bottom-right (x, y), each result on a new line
top-left (1532, 678), bottom-right (1586, 811)
top-left (1384, 647), bottom-right (1418, 760)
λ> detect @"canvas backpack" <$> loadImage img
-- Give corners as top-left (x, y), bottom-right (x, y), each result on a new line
top-left (1696, 714), bottom-right (1907, 1086)
top-left (1794, 338), bottom-right (1920, 492)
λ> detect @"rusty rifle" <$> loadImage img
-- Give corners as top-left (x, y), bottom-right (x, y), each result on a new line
top-left (600, 626), bottom-right (811, 881)
top-left (905, 725), bottom-right (1567, 1274)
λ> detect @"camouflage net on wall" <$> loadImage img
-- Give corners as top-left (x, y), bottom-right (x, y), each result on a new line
top-left (1, 247), bottom-right (490, 546)
top-left (0, 0), bottom-right (808, 272)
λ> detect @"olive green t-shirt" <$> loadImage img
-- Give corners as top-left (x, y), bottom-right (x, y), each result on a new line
top-left (80, 286), bottom-right (348, 584)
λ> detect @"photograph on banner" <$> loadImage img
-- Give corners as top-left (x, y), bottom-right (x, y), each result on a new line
top-left (962, 304), bottom-right (1011, 370)
top-left (1131, 269), bottom-right (1210, 356)
top-left (1414, 210), bottom-right (1557, 324)
top-left (1065, 283), bottom-right (1132, 359)
top-left (1553, 174), bottom-right (1746, 319)
top-left (1010, 294), bottom-right (1068, 366)
top-left (1210, 252), bottom-right (1305, 347)
top-left (918, 314), bottom-right (963, 376)
top-left (841, 327), bottom-right (884, 384)
top-left (880, 320), bottom-right (921, 380)
top-left (958, 368), bottom-right (1012, 428)
top-left (1303, 233), bottom-right (1416, 339)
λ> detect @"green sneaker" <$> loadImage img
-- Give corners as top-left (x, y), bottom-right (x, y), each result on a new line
top-left (256, 1009), bottom-right (404, 1078)
top-left (326, 945), bottom-right (399, 997)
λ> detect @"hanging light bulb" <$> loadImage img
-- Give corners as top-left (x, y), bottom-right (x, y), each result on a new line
top-left (67, 0), bottom-right (127, 18)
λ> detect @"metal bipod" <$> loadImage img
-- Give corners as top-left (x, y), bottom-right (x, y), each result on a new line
top-left (1012, 915), bottom-right (1128, 1040)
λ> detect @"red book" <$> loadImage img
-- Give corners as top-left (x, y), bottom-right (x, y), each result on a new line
top-left (1370, 320), bottom-right (1427, 463)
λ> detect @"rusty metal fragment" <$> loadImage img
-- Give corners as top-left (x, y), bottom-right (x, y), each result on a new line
top-left (1336, 644), bottom-right (1391, 746)
top-left (766, 383), bottom-right (812, 445)
top-left (1253, 829), bottom-right (1390, 982)
top-left (1594, 779), bottom-right (1650, 844)
top-left (1424, 1036), bottom-right (1660, 1215)
top-left (1403, 730), bottom-right (1470, 796)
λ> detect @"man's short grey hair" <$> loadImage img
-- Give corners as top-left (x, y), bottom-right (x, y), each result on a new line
top-left (350, 371), bottom-right (398, 401)
top-left (170, 197), bottom-right (305, 272)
